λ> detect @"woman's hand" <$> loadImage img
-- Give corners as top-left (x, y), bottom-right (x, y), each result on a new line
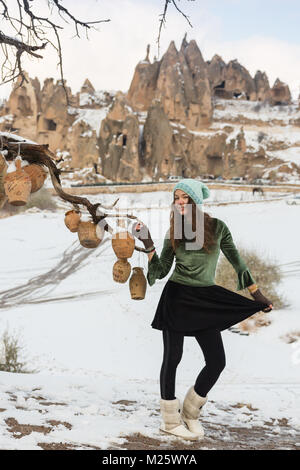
top-left (250, 288), bottom-right (273, 312)
top-left (131, 221), bottom-right (154, 251)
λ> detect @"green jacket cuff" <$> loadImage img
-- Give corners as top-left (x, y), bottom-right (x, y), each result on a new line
top-left (236, 269), bottom-right (256, 291)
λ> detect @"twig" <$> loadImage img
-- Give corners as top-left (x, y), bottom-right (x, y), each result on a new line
top-left (157, 0), bottom-right (193, 58)
top-left (0, 1), bottom-right (110, 102)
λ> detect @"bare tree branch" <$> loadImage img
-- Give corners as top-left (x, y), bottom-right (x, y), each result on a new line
top-left (157, 0), bottom-right (194, 58)
top-left (0, 0), bottom-right (110, 102)
top-left (1, 133), bottom-right (147, 252)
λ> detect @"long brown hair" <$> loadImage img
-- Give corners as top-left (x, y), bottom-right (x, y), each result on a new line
top-left (169, 195), bottom-right (217, 253)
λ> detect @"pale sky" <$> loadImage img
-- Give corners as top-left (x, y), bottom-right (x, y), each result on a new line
top-left (1, 0), bottom-right (300, 99)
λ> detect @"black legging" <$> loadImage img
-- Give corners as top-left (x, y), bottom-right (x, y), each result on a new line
top-left (160, 329), bottom-right (226, 399)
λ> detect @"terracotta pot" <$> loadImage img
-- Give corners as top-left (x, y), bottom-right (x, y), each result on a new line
top-left (64, 210), bottom-right (81, 233)
top-left (0, 152), bottom-right (7, 174)
top-left (111, 231), bottom-right (135, 259)
top-left (113, 258), bottom-right (131, 283)
top-left (24, 164), bottom-right (47, 193)
top-left (78, 220), bottom-right (104, 248)
top-left (4, 159), bottom-right (31, 206)
top-left (129, 267), bottom-right (147, 300)
top-left (0, 153), bottom-right (7, 209)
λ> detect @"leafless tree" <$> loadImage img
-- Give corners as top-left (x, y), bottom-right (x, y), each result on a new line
top-left (0, 0), bottom-right (194, 93)
top-left (0, 0), bottom-right (110, 90)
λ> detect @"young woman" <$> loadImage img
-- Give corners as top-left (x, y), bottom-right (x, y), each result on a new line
top-left (131, 178), bottom-right (273, 441)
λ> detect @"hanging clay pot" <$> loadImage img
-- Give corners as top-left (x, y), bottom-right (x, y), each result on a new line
top-left (4, 159), bottom-right (32, 206)
top-left (129, 267), bottom-right (147, 300)
top-left (0, 151), bottom-right (7, 174)
top-left (112, 231), bottom-right (135, 259)
top-left (64, 210), bottom-right (81, 233)
top-left (113, 258), bottom-right (131, 283)
top-left (78, 220), bottom-right (104, 248)
top-left (0, 152), bottom-right (7, 209)
top-left (23, 164), bottom-right (47, 193)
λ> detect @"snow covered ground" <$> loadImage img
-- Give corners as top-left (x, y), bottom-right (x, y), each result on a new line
top-left (213, 99), bottom-right (300, 125)
top-left (0, 189), bottom-right (299, 450)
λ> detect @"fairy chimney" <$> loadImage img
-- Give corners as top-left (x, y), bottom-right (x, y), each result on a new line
top-left (207, 55), bottom-right (228, 98)
top-left (224, 59), bottom-right (256, 100)
top-left (128, 38), bottom-right (212, 130)
top-left (98, 92), bottom-right (140, 181)
top-left (6, 72), bottom-right (40, 118)
top-left (254, 71), bottom-right (271, 102)
top-left (270, 79), bottom-right (292, 106)
top-left (127, 45), bottom-right (160, 111)
top-left (207, 56), bottom-right (256, 100)
top-left (80, 79), bottom-right (95, 95)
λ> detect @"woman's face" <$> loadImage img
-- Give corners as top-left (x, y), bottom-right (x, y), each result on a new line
top-left (174, 189), bottom-right (190, 216)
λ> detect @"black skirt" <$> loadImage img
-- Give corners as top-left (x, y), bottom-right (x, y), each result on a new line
top-left (151, 280), bottom-right (270, 336)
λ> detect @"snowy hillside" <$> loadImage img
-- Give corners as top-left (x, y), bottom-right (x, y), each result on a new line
top-left (0, 189), bottom-right (299, 450)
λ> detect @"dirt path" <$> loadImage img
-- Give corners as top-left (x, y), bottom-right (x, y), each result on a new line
top-left (1, 392), bottom-right (299, 450)
top-left (111, 420), bottom-right (299, 450)
top-left (108, 401), bottom-right (299, 450)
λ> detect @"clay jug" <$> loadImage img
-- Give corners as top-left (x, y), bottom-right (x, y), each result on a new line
top-left (24, 164), bottom-right (47, 193)
top-left (78, 220), bottom-right (104, 248)
top-left (64, 210), bottom-right (81, 233)
top-left (113, 258), bottom-right (131, 283)
top-left (129, 267), bottom-right (147, 300)
top-left (4, 159), bottom-right (31, 206)
top-left (0, 152), bottom-right (7, 209)
top-left (112, 231), bottom-right (135, 259)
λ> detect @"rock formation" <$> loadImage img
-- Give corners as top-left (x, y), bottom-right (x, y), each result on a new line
top-left (207, 56), bottom-right (257, 100)
top-left (206, 55), bottom-right (228, 98)
top-left (0, 38), bottom-right (298, 184)
top-left (127, 56), bottom-right (160, 111)
top-left (98, 92), bottom-right (140, 181)
top-left (270, 79), bottom-right (292, 106)
top-left (254, 71), bottom-right (271, 102)
top-left (81, 79), bottom-right (95, 95)
top-left (128, 40), bottom-right (212, 130)
top-left (207, 57), bottom-right (273, 103)
top-left (224, 60), bottom-right (256, 101)
top-left (37, 78), bottom-right (76, 150)
top-left (142, 100), bottom-right (173, 178)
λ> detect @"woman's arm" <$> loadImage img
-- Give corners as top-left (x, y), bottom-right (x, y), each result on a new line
top-left (131, 222), bottom-right (175, 286)
top-left (220, 221), bottom-right (256, 291)
top-left (146, 232), bottom-right (175, 286)
top-left (220, 221), bottom-right (273, 311)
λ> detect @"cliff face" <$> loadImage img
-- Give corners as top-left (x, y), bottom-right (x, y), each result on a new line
top-left (0, 39), bottom-right (299, 184)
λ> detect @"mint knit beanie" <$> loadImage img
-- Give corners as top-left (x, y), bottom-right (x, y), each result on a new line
top-left (173, 178), bottom-right (210, 205)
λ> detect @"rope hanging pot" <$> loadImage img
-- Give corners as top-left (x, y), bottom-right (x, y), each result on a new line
top-left (64, 209), bottom-right (81, 233)
top-left (129, 267), bottom-right (147, 300)
top-left (23, 163), bottom-right (47, 193)
top-left (112, 258), bottom-right (131, 283)
top-left (78, 220), bottom-right (104, 248)
top-left (111, 230), bottom-right (135, 259)
top-left (0, 151), bottom-right (7, 209)
top-left (4, 158), bottom-right (32, 206)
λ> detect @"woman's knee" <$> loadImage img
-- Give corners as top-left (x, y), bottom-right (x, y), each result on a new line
top-left (162, 330), bottom-right (184, 367)
top-left (206, 355), bottom-right (226, 375)
top-left (163, 349), bottom-right (183, 368)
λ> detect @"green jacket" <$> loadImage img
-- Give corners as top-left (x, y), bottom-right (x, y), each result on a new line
top-left (147, 217), bottom-right (255, 290)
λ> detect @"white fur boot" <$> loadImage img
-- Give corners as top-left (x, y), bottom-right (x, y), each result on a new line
top-left (181, 386), bottom-right (208, 438)
top-left (159, 398), bottom-right (199, 441)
